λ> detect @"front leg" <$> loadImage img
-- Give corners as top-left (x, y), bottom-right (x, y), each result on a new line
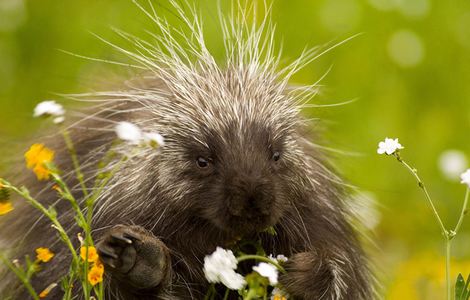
top-left (96, 225), bottom-right (172, 298)
top-left (280, 249), bottom-right (369, 300)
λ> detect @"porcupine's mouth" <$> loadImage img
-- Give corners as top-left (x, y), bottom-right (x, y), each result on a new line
top-left (223, 212), bottom-right (275, 235)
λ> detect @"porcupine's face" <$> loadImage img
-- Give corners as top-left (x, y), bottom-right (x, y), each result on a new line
top-left (163, 91), bottom-right (299, 235)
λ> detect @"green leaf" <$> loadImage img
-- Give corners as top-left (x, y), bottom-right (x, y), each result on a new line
top-left (463, 274), bottom-right (470, 300)
top-left (456, 274), bottom-right (465, 300)
top-left (47, 206), bottom-right (57, 218)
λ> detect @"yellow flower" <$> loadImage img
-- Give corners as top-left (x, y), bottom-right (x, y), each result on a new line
top-left (0, 201), bottom-right (14, 215)
top-left (39, 283), bottom-right (57, 298)
top-left (36, 247), bottom-right (54, 263)
top-left (88, 261), bottom-right (104, 286)
top-left (80, 246), bottom-right (99, 263)
top-left (24, 144), bottom-right (55, 181)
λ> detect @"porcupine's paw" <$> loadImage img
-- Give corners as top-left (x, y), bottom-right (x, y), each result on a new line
top-left (96, 224), bottom-right (171, 290)
top-left (279, 252), bottom-right (346, 299)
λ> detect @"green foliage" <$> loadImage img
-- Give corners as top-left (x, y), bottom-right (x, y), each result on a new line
top-left (1, 0), bottom-right (470, 298)
top-left (456, 274), bottom-right (470, 300)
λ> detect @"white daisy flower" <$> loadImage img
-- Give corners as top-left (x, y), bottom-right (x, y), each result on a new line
top-left (115, 122), bottom-right (143, 144)
top-left (34, 101), bottom-right (65, 122)
top-left (253, 262), bottom-right (278, 285)
top-left (203, 247), bottom-right (245, 290)
top-left (460, 169), bottom-right (470, 188)
top-left (377, 137), bottom-right (404, 155)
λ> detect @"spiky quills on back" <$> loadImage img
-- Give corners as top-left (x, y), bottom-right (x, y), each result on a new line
top-left (71, 0), bottom-right (336, 220)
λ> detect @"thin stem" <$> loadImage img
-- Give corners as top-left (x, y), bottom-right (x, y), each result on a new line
top-left (237, 255), bottom-right (286, 273)
top-left (397, 156), bottom-right (448, 236)
top-left (223, 288), bottom-right (230, 300)
top-left (245, 289), bottom-right (257, 300)
top-left (203, 284), bottom-right (216, 300)
top-left (446, 238), bottom-right (452, 300)
top-left (452, 188), bottom-right (470, 237)
top-left (0, 254), bottom-right (40, 300)
top-left (62, 129), bottom-right (88, 198)
top-left (2, 182), bottom-right (79, 264)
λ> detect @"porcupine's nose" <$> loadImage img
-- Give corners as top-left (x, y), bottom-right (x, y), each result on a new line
top-left (226, 172), bottom-right (272, 216)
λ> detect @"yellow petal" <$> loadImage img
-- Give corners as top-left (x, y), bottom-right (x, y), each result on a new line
top-left (0, 202), bottom-right (14, 216)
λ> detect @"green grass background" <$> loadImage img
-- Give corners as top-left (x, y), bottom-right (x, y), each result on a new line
top-left (1, 0), bottom-right (469, 298)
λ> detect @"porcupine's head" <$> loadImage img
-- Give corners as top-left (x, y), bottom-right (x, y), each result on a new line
top-left (92, 1), bottom-right (334, 236)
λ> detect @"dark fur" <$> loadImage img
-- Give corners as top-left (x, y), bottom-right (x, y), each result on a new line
top-left (0, 4), bottom-right (372, 299)
top-left (0, 88), bottom-right (372, 299)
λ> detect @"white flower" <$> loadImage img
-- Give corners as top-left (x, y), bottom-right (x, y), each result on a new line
top-left (439, 150), bottom-right (468, 181)
top-left (203, 247), bottom-right (245, 290)
top-left (461, 169), bottom-right (470, 188)
top-left (377, 137), bottom-right (403, 155)
top-left (253, 262), bottom-right (278, 285)
top-left (34, 101), bottom-right (65, 123)
top-left (269, 254), bottom-right (288, 263)
top-left (144, 132), bottom-right (165, 148)
top-left (115, 122), bottom-right (143, 144)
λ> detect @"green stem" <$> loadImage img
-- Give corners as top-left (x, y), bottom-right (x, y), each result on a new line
top-left (0, 254), bottom-right (40, 300)
top-left (237, 255), bottom-right (286, 273)
top-left (446, 238), bottom-right (452, 300)
top-left (51, 173), bottom-right (90, 236)
top-left (203, 284), bottom-right (216, 300)
top-left (62, 129), bottom-right (88, 198)
top-left (2, 182), bottom-right (79, 264)
top-left (397, 156), bottom-right (448, 237)
top-left (245, 289), bottom-right (257, 300)
top-left (452, 188), bottom-right (470, 237)
top-left (86, 155), bottom-right (127, 228)
top-left (223, 288), bottom-right (230, 300)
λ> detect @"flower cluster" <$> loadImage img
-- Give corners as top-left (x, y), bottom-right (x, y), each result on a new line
top-left (34, 100), bottom-right (65, 124)
top-left (24, 144), bottom-right (55, 180)
top-left (203, 247), bottom-right (246, 290)
top-left (115, 121), bottom-right (165, 148)
top-left (80, 246), bottom-right (104, 286)
top-left (377, 137), bottom-right (404, 155)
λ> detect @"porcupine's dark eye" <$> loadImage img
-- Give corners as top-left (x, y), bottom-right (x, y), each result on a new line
top-left (272, 151), bottom-right (281, 162)
top-left (196, 157), bottom-right (210, 168)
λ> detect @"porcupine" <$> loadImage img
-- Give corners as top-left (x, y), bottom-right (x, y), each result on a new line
top-left (0, 1), bottom-right (373, 299)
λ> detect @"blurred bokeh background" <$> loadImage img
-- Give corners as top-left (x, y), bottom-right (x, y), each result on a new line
top-left (1, 0), bottom-right (469, 298)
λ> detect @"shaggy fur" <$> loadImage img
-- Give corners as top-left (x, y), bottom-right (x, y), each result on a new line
top-left (0, 1), bottom-right (372, 299)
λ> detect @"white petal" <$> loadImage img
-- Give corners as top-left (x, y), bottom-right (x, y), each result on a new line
top-left (115, 122), bottom-right (143, 144)
top-left (460, 169), bottom-right (470, 188)
top-left (253, 262), bottom-right (278, 285)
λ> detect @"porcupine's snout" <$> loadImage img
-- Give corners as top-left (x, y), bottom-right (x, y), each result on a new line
top-left (224, 169), bottom-right (275, 220)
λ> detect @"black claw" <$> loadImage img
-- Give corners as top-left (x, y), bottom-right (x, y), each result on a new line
top-left (98, 246), bottom-right (119, 259)
top-left (111, 233), bottom-right (133, 245)
top-left (123, 231), bottom-right (141, 242)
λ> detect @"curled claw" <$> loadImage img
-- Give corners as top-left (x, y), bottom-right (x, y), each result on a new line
top-left (110, 233), bottom-right (133, 245)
